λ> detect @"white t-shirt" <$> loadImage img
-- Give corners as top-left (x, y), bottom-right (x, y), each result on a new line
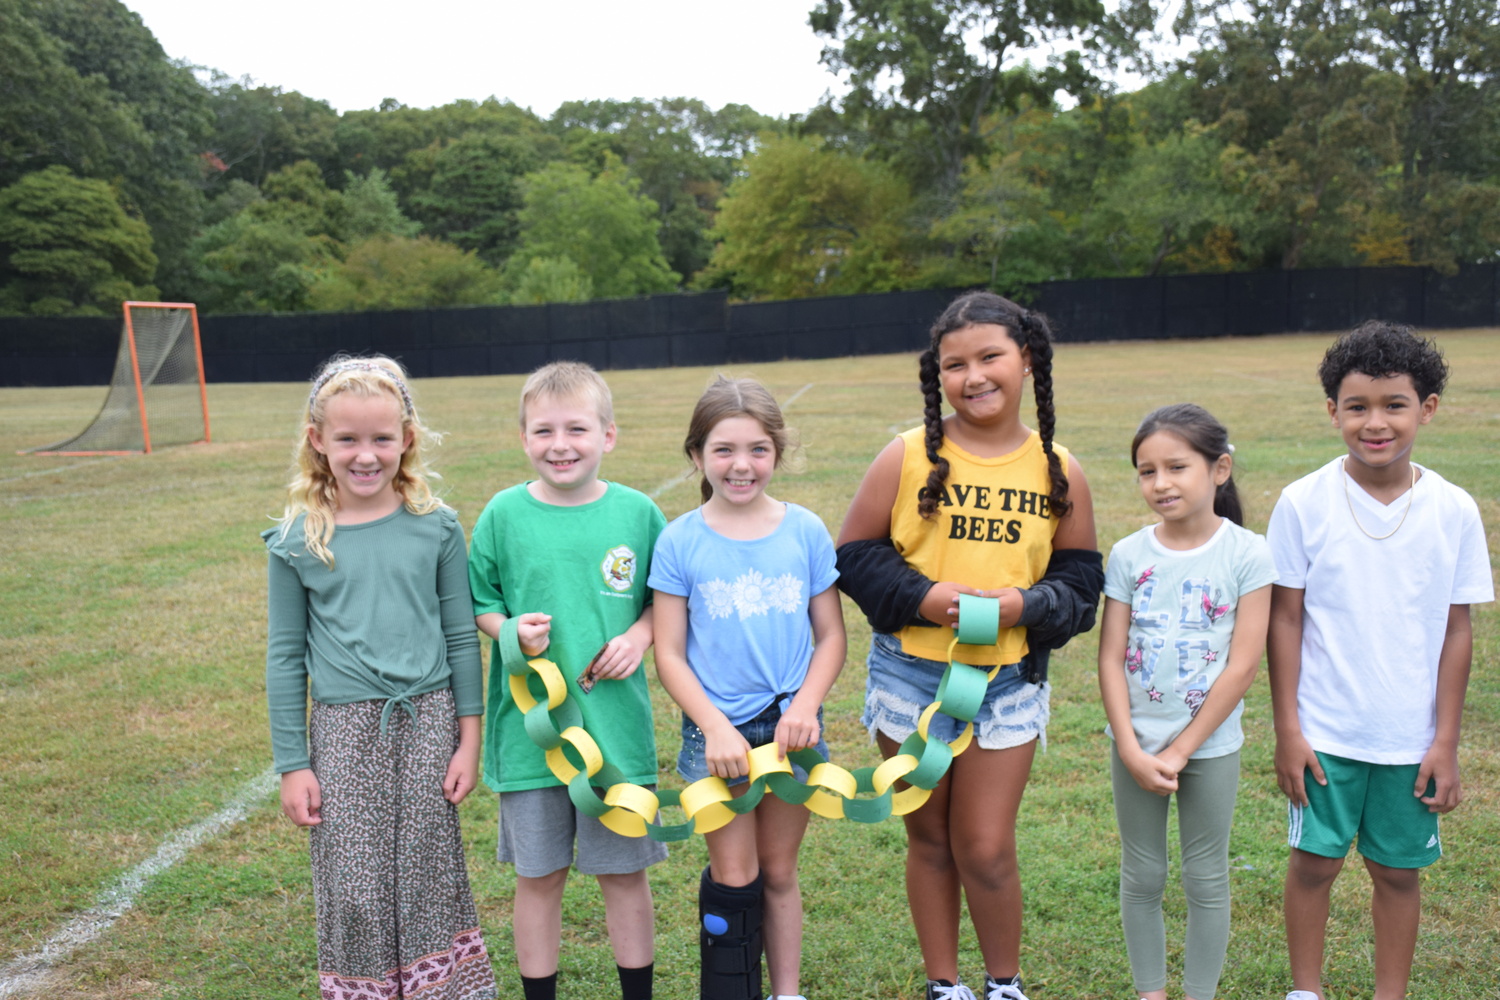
top-left (648, 502), bottom-right (839, 725)
top-left (1103, 519), bottom-right (1277, 758)
top-left (1267, 457), bottom-right (1494, 764)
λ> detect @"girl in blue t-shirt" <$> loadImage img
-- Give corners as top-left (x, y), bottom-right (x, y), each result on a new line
top-left (1097, 403), bottom-right (1275, 1000)
top-left (649, 375), bottom-right (847, 1000)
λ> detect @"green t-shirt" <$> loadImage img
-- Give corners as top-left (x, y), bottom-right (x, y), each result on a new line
top-left (263, 505), bottom-right (484, 773)
top-left (469, 482), bottom-right (666, 792)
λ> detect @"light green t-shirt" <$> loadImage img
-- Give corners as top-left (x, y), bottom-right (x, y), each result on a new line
top-left (263, 505), bottom-right (484, 773)
top-left (469, 482), bottom-right (665, 793)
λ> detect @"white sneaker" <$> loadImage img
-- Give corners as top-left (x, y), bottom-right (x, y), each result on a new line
top-left (1286, 992), bottom-right (1321, 1000)
top-left (926, 981), bottom-right (979, 1000)
top-left (984, 976), bottom-right (1029, 1000)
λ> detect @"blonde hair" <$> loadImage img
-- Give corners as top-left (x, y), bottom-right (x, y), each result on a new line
top-left (519, 361), bottom-right (614, 428)
top-left (278, 355), bottom-right (442, 567)
top-left (683, 375), bottom-right (793, 504)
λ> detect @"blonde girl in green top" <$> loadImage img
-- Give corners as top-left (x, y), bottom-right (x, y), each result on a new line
top-left (264, 355), bottom-right (496, 1000)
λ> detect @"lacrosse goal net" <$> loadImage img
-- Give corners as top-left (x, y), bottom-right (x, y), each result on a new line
top-left (28, 301), bottom-right (210, 455)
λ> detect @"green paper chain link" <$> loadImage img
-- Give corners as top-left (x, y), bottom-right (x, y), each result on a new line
top-left (501, 593), bottom-right (1005, 840)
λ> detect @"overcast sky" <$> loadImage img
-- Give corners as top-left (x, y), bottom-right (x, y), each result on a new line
top-left (124, 0), bottom-right (850, 119)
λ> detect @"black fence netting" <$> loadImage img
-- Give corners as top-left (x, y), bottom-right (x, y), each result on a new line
top-left (3, 265), bottom-right (1496, 388)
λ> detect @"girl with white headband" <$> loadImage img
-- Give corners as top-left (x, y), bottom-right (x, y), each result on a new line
top-left (265, 354), bottom-right (498, 999)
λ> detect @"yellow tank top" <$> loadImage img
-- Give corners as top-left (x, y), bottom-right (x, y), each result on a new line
top-left (890, 426), bottom-right (1066, 666)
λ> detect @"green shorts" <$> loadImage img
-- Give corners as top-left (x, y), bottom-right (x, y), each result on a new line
top-left (1287, 751), bottom-right (1441, 869)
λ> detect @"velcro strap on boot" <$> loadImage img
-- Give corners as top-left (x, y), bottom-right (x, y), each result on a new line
top-left (698, 867), bottom-right (763, 999)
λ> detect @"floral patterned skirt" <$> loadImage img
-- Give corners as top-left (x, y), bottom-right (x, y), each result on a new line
top-left (308, 688), bottom-right (497, 1000)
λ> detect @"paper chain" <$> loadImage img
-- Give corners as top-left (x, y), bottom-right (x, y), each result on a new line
top-left (503, 594), bottom-right (1004, 840)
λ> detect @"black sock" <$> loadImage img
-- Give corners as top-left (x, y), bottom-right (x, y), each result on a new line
top-left (618, 962), bottom-right (653, 1000)
top-left (521, 972), bottom-right (557, 1000)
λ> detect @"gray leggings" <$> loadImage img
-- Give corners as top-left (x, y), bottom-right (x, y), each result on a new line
top-left (1109, 744), bottom-right (1240, 999)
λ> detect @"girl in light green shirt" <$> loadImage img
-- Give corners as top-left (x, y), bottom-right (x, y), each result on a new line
top-left (264, 355), bottom-right (496, 1000)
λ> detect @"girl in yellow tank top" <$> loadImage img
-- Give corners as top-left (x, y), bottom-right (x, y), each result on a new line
top-left (836, 291), bottom-right (1102, 1000)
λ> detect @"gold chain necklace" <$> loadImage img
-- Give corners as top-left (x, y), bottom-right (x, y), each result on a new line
top-left (1342, 459), bottom-right (1417, 540)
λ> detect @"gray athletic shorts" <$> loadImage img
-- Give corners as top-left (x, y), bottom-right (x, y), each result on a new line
top-left (497, 785), bottom-right (668, 877)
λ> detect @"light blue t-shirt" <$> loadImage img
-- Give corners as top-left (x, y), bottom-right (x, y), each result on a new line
top-left (1102, 519), bottom-right (1277, 758)
top-left (648, 502), bottom-right (839, 725)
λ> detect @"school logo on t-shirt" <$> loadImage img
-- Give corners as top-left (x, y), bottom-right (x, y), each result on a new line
top-left (600, 544), bottom-right (638, 593)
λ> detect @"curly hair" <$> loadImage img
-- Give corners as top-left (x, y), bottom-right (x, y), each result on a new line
top-left (278, 354), bottom-right (442, 568)
top-left (1318, 320), bottom-right (1450, 402)
top-left (916, 291), bottom-right (1071, 521)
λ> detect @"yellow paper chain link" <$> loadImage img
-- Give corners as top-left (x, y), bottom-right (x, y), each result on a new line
top-left (504, 593), bottom-right (1004, 841)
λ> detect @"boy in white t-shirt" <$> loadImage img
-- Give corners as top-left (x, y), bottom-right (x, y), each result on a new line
top-left (1266, 321), bottom-right (1493, 1000)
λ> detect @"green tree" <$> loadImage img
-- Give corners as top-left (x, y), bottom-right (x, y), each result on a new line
top-left (697, 136), bottom-right (918, 299)
top-left (334, 99), bottom-right (559, 200)
top-left (309, 235), bottom-right (503, 311)
top-left (3, 0), bottom-right (212, 299)
top-left (550, 98), bottom-right (781, 279)
top-left (1402, 175), bottom-right (1500, 268)
top-left (1373, 0), bottom-right (1499, 178)
top-left (188, 161), bottom-right (349, 313)
top-left (0, 165), bottom-right (157, 315)
top-left (404, 132), bottom-right (547, 264)
top-left (251, 159), bottom-right (350, 241)
top-left (507, 159), bottom-right (678, 299)
top-left (189, 212), bottom-right (333, 313)
top-left (0, 0), bottom-right (145, 186)
top-left (201, 178), bottom-right (262, 226)
top-left (1370, 0), bottom-right (1500, 268)
top-left (922, 99), bottom-right (1137, 287)
top-left (204, 77), bottom-right (340, 188)
top-left (1169, 0), bottom-right (1406, 268)
top-left (1085, 123), bottom-right (1248, 274)
top-left (924, 147), bottom-right (1068, 290)
top-left (507, 256), bottom-right (594, 305)
top-left (810, 0), bottom-right (1149, 198)
top-left (187, 161), bottom-right (436, 311)
top-left (340, 168), bottom-right (420, 240)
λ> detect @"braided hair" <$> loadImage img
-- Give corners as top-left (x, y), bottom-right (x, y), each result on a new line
top-left (916, 291), bottom-right (1072, 521)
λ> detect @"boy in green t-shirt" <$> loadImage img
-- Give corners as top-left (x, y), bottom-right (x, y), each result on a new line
top-left (470, 361), bottom-right (667, 1000)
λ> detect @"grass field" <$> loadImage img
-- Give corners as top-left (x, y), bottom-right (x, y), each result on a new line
top-left (2, 329), bottom-right (1497, 1000)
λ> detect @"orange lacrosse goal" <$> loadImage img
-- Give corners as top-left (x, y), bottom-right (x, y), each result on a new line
top-left (27, 301), bottom-right (210, 455)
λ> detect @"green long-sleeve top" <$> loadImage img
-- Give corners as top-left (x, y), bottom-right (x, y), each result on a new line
top-left (263, 505), bottom-right (483, 773)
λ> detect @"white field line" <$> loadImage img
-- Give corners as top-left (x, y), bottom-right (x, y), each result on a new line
top-left (781, 382), bottom-right (814, 408)
top-left (0, 459), bottom-right (115, 485)
top-left (649, 467), bottom-right (696, 499)
top-left (648, 383), bottom-right (815, 500)
top-left (0, 767), bottom-right (279, 999)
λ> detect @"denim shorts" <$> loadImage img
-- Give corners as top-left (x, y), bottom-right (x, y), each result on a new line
top-left (862, 631), bottom-right (1048, 750)
top-left (678, 700), bottom-right (829, 786)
